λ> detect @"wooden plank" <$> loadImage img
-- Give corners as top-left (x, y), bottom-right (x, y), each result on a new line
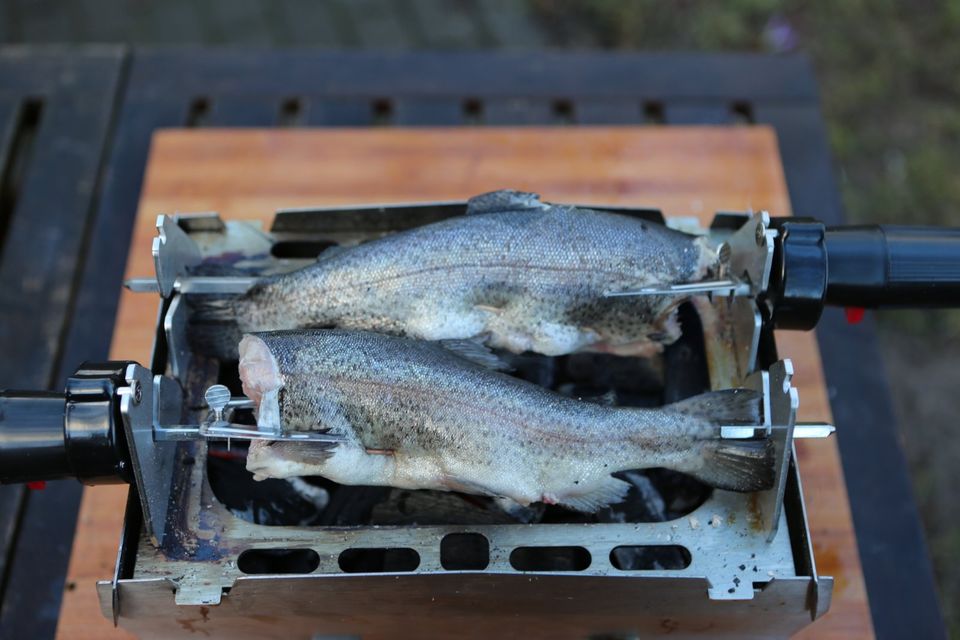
top-left (755, 103), bottom-right (945, 637)
top-left (665, 104), bottom-right (733, 125)
top-left (58, 126), bottom-right (872, 639)
top-left (0, 77), bottom-right (121, 390)
top-left (0, 49), bottom-right (125, 640)
top-left (483, 98), bottom-right (555, 125)
top-left (0, 99), bottom-right (19, 177)
top-left (305, 98), bottom-right (376, 126)
top-left (393, 98), bottom-right (464, 126)
top-left (56, 98), bottom-right (193, 382)
top-left (0, 485), bottom-right (25, 584)
top-left (118, 51), bottom-right (820, 103)
top-left (575, 99), bottom-right (642, 125)
top-left (204, 97), bottom-right (280, 127)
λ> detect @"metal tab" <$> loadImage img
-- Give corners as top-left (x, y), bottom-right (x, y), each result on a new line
top-left (163, 294), bottom-right (190, 381)
top-left (153, 215), bottom-right (203, 298)
top-left (759, 360), bottom-right (799, 541)
top-left (725, 211), bottom-right (776, 295)
top-left (118, 366), bottom-right (181, 546)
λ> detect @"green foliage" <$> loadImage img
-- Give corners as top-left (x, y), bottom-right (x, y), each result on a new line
top-left (534, 0), bottom-right (960, 337)
top-left (531, 3), bottom-right (960, 629)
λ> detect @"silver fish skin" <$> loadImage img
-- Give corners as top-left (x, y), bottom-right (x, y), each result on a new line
top-left (240, 330), bottom-right (773, 513)
top-left (230, 190), bottom-right (717, 357)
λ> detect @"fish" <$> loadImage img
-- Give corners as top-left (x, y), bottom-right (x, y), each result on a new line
top-left (239, 330), bottom-right (773, 513)
top-left (191, 190), bottom-right (718, 360)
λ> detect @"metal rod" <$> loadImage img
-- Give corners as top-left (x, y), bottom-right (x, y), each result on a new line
top-left (124, 276), bottom-right (258, 295)
top-left (793, 422), bottom-right (836, 438)
top-left (154, 423), bottom-right (345, 443)
top-left (719, 422), bottom-right (834, 440)
top-left (603, 279), bottom-right (751, 298)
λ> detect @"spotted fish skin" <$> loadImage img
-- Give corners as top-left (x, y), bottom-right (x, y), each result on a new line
top-left (241, 330), bottom-right (773, 512)
top-left (232, 190), bottom-right (717, 357)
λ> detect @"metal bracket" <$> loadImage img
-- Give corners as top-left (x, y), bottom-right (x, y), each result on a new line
top-left (153, 215), bottom-right (203, 298)
top-left (126, 213), bottom-right (261, 295)
top-left (163, 294), bottom-right (190, 380)
top-left (725, 211), bottom-right (776, 296)
top-left (118, 365), bottom-right (181, 546)
top-left (153, 385), bottom-right (346, 444)
top-left (743, 360), bottom-right (800, 541)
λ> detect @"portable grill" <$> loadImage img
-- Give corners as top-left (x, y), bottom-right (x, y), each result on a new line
top-left (3, 197), bottom-right (959, 638)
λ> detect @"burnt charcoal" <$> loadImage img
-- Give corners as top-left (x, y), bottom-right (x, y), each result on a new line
top-left (560, 352), bottom-right (664, 405)
top-left (600, 471), bottom-right (668, 524)
top-left (495, 498), bottom-right (545, 523)
top-left (661, 302), bottom-right (710, 404)
top-left (319, 485), bottom-right (392, 525)
top-left (440, 533), bottom-right (490, 570)
top-left (206, 442), bottom-right (332, 526)
top-left (554, 384), bottom-right (618, 406)
top-left (369, 489), bottom-right (519, 525)
top-left (499, 351), bottom-right (556, 388)
top-left (645, 468), bottom-right (713, 519)
top-left (510, 545), bottom-right (591, 571)
top-left (611, 545), bottom-right (690, 571)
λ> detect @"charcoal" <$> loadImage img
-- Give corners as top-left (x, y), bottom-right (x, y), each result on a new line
top-left (369, 489), bottom-right (519, 525)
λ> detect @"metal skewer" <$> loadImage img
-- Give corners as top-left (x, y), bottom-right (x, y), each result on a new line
top-left (125, 275), bottom-right (258, 295)
top-left (719, 422), bottom-right (835, 440)
top-left (603, 278), bottom-right (751, 298)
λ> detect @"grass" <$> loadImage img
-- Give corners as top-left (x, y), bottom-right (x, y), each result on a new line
top-left (530, 1), bottom-right (960, 634)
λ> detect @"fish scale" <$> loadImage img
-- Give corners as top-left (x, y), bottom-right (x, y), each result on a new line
top-left (240, 329), bottom-right (775, 513)
top-left (222, 190), bottom-right (718, 358)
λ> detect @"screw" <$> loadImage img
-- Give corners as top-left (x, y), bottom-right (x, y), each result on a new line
top-left (755, 222), bottom-right (766, 246)
top-left (205, 384), bottom-right (232, 423)
top-left (132, 381), bottom-right (142, 405)
top-left (717, 242), bottom-right (732, 264)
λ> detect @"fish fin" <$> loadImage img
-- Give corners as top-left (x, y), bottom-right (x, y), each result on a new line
top-left (582, 390), bottom-right (618, 407)
top-left (438, 338), bottom-right (513, 371)
top-left (689, 439), bottom-right (775, 492)
top-left (493, 496), bottom-right (543, 523)
top-left (270, 441), bottom-right (339, 465)
top-left (441, 473), bottom-right (503, 497)
top-left (186, 295), bottom-right (243, 360)
top-left (314, 243), bottom-right (349, 263)
top-left (666, 388), bottom-right (761, 425)
top-left (664, 389), bottom-right (772, 492)
top-left (465, 189), bottom-right (547, 215)
top-left (554, 476), bottom-right (632, 513)
top-left (246, 440), bottom-right (339, 480)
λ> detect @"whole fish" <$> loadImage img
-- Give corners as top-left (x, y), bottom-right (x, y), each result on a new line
top-left (193, 190), bottom-right (718, 359)
top-left (240, 330), bottom-right (773, 512)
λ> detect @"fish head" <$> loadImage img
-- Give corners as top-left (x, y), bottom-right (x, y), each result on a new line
top-left (238, 334), bottom-right (283, 408)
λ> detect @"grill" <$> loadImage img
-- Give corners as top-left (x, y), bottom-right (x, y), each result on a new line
top-left (8, 192), bottom-right (958, 636)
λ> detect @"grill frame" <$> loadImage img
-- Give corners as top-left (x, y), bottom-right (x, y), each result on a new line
top-left (98, 205), bottom-right (830, 637)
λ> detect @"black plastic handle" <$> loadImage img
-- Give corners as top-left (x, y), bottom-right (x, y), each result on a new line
top-left (0, 363), bottom-right (133, 485)
top-left (825, 225), bottom-right (960, 307)
top-left (0, 391), bottom-right (72, 483)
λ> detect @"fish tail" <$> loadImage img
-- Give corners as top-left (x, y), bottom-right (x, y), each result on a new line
top-left (691, 438), bottom-right (775, 492)
top-left (186, 294), bottom-right (243, 360)
top-left (667, 389), bottom-right (775, 492)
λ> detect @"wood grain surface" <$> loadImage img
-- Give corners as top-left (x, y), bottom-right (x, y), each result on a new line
top-left (56, 127), bottom-right (872, 639)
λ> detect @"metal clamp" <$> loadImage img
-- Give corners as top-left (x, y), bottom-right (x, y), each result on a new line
top-left (152, 384), bottom-right (345, 444)
top-left (124, 214), bottom-right (257, 296)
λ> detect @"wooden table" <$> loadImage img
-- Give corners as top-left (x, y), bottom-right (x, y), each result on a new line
top-left (56, 126), bottom-right (872, 638)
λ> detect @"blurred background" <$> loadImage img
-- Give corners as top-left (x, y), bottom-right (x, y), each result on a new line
top-left (2, 0), bottom-right (957, 633)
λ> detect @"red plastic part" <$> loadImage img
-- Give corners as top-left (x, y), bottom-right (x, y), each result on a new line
top-left (26, 480), bottom-right (46, 490)
top-left (845, 307), bottom-right (866, 324)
